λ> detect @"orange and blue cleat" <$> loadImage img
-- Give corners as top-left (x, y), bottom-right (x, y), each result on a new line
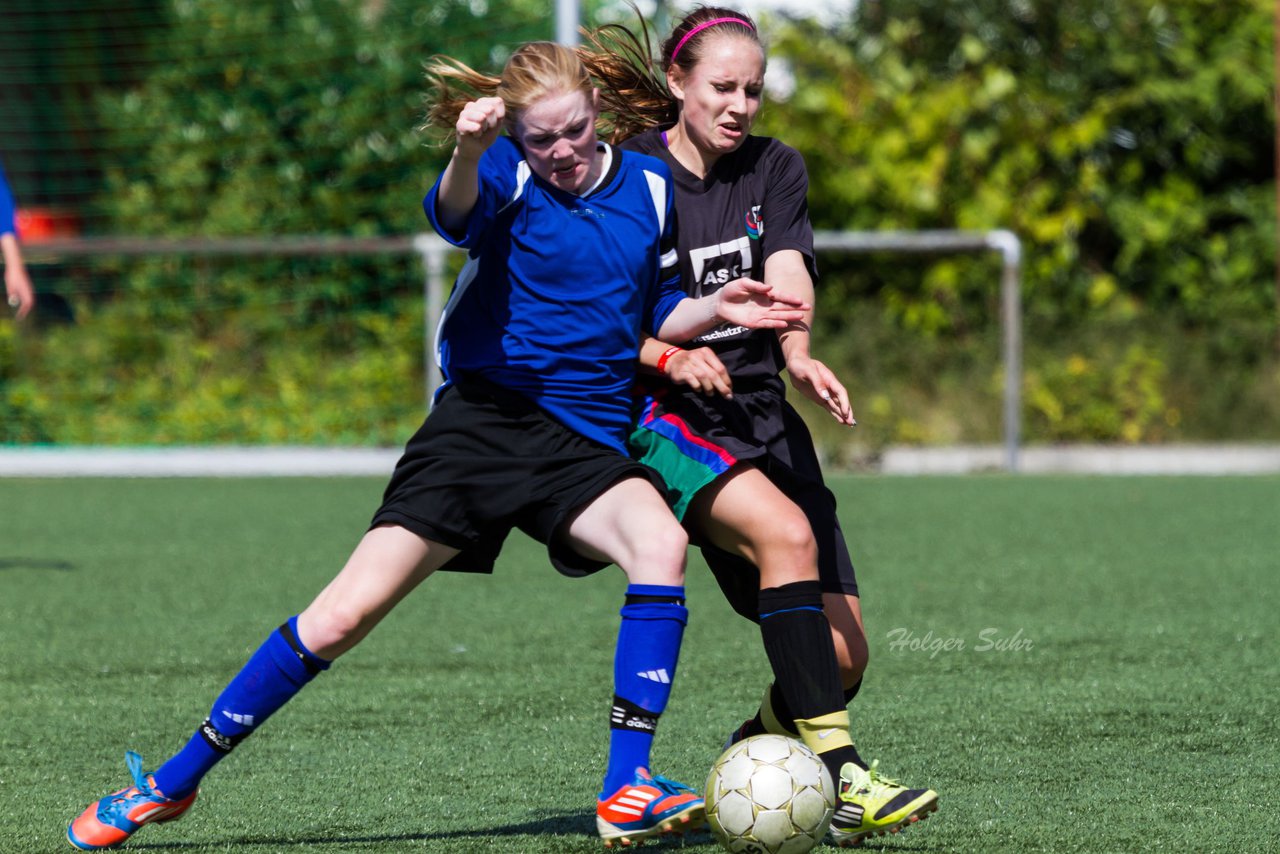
top-left (67, 751), bottom-right (198, 850)
top-left (596, 767), bottom-right (706, 848)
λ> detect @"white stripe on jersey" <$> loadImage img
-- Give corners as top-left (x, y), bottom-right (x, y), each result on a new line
top-left (580, 143), bottom-right (613, 196)
top-left (437, 162), bottom-right (534, 378)
top-left (497, 160), bottom-right (533, 214)
top-left (643, 169), bottom-right (669, 235)
top-left (435, 254), bottom-right (479, 374)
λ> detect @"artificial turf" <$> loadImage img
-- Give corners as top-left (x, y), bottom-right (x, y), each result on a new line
top-left (1, 474), bottom-right (1276, 852)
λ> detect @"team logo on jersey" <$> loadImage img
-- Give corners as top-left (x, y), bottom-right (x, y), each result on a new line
top-left (689, 237), bottom-right (754, 296)
top-left (745, 205), bottom-right (764, 239)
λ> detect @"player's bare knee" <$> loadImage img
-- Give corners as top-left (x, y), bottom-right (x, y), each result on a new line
top-left (301, 600), bottom-right (373, 655)
top-left (630, 520), bottom-right (689, 580)
top-left (775, 513), bottom-right (819, 565)
top-left (753, 512), bottom-right (818, 578)
top-left (652, 518), bottom-right (690, 565)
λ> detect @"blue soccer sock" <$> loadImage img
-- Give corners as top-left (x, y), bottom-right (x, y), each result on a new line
top-left (601, 584), bottom-right (687, 798)
top-left (152, 616), bottom-right (330, 798)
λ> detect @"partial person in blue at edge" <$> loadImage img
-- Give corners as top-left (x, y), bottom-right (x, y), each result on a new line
top-left (0, 159), bottom-right (35, 320)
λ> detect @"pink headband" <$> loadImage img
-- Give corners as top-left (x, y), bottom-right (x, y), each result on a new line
top-left (670, 16), bottom-right (755, 64)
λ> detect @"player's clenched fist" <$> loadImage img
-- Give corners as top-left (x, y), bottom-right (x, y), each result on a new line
top-left (455, 96), bottom-right (505, 158)
top-left (435, 96), bottom-right (506, 230)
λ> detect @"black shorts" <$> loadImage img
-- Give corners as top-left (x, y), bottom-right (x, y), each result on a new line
top-left (631, 380), bottom-right (859, 620)
top-left (372, 380), bottom-right (667, 577)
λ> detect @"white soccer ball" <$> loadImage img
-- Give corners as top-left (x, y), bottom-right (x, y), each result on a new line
top-left (705, 734), bottom-right (836, 854)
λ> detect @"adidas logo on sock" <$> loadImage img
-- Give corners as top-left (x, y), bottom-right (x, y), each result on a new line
top-left (222, 710), bottom-right (256, 726)
top-left (636, 669), bottom-right (670, 684)
top-left (610, 702), bottom-right (657, 733)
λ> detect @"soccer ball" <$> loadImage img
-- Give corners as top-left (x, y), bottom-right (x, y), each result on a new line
top-left (704, 734), bottom-right (836, 854)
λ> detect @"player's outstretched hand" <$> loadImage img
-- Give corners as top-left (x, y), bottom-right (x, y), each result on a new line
top-left (666, 347), bottom-right (733, 398)
top-left (787, 356), bottom-right (856, 425)
top-left (455, 96), bottom-right (505, 159)
top-left (715, 278), bottom-right (810, 330)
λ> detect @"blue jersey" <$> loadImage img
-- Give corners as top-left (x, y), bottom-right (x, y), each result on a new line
top-left (424, 136), bottom-right (683, 453)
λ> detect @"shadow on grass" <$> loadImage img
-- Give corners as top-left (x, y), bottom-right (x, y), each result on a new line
top-left (130, 812), bottom-right (713, 850)
top-left (0, 557), bottom-right (75, 571)
top-left (121, 818), bottom-right (940, 852)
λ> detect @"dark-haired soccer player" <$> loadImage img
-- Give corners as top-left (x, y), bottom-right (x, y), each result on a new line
top-left (581, 7), bottom-right (939, 846)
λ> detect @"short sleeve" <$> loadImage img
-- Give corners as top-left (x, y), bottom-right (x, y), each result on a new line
top-left (423, 137), bottom-right (523, 249)
top-left (643, 163), bottom-right (686, 333)
top-left (760, 142), bottom-right (817, 280)
top-left (0, 163), bottom-right (16, 237)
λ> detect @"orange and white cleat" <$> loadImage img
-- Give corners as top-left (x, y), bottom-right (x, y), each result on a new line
top-left (596, 767), bottom-right (706, 848)
top-left (67, 752), bottom-right (198, 850)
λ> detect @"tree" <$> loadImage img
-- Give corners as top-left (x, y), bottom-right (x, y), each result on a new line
top-left (762, 0), bottom-right (1274, 344)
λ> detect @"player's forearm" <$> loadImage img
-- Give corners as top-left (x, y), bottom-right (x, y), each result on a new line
top-left (778, 323), bottom-right (814, 366)
top-left (776, 286), bottom-right (815, 366)
top-left (434, 149), bottom-right (483, 234)
top-left (767, 250), bottom-right (817, 365)
top-left (3, 232), bottom-right (34, 317)
top-left (637, 334), bottom-right (678, 373)
top-left (656, 294), bottom-right (720, 342)
top-left (1, 233), bottom-right (22, 269)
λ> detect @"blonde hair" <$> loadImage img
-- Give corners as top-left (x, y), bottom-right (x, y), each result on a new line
top-left (423, 41), bottom-right (595, 142)
top-left (580, 5), bottom-right (763, 144)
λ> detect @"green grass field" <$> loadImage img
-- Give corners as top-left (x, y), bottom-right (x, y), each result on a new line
top-left (2, 474), bottom-right (1277, 853)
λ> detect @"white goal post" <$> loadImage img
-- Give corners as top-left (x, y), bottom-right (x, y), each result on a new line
top-left (416, 228), bottom-right (1024, 471)
top-left (25, 229), bottom-right (1022, 471)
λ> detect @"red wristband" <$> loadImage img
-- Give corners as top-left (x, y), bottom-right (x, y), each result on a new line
top-left (656, 346), bottom-right (682, 374)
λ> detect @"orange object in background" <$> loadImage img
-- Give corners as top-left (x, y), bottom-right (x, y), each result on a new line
top-left (14, 207), bottom-right (80, 242)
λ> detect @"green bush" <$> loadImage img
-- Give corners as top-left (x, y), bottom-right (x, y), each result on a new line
top-left (1025, 346), bottom-right (1170, 444)
top-left (1, 286), bottom-right (427, 445)
top-left (4, 0), bottom-right (1276, 449)
top-left (763, 0), bottom-right (1274, 339)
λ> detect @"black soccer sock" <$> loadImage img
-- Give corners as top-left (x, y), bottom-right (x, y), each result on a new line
top-left (760, 663), bottom-right (863, 733)
top-left (759, 581), bottom-right (865, 775)
top-left (758, 581), bottom-right (842, 722)
top-left (831, 674), bottom-right (868, 774)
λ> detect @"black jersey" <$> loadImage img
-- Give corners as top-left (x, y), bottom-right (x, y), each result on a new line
top-left (621, 128), bottom-right (818, 383)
